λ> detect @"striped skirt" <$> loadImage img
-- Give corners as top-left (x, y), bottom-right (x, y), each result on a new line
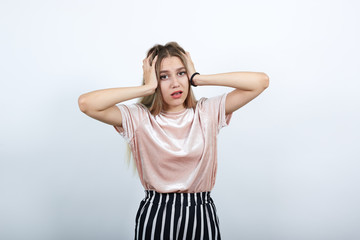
top-left (134, 190), bottom-right (221, 240)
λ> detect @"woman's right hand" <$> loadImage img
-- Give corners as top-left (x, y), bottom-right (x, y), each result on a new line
top-left (143, 55), bottom-right (158, 91)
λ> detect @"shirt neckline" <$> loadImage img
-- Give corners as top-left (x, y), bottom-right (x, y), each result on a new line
top-left (160, 108), bottom-right (188, 116)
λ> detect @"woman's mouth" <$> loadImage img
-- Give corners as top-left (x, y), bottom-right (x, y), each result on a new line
top-left (171, 91), bottom-right (183, 99)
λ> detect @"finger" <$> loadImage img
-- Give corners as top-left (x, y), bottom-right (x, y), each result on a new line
top-left (150, 55), bottom-right (158, 66)
top-left (145, 55), bottom-right (152, 64)
top-left (147, 55), bottom-right (153, 65)
top-left (152, 55), bottom-right (158, 64)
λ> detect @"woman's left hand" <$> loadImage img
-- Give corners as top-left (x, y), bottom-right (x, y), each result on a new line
top-left (183, 51), bottom-right (197, 79)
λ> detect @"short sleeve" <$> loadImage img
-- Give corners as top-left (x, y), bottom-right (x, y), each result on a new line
top-left (113, 103), bottom-right (148, 142)
top-left (198, 92), bottom-right (233, 133)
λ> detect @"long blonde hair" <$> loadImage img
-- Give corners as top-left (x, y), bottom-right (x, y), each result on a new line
top-left (126, 42), bottom-right (197, 173)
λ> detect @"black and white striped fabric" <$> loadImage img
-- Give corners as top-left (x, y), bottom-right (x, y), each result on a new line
top-left (134, 190), bottom-right (221, 240)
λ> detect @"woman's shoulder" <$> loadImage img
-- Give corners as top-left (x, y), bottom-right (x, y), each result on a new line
top-left (195, 93), bottom-right (228, 109)
top-left (116, 102), bottom-right (152, 123)
top-left (117, 102), bottom-right (149, 112)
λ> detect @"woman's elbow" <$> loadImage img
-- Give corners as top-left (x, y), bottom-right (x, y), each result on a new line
top-left (261, 72), bottom-right (270, 89)
top-left (78, 95), bottom-right (88, 113)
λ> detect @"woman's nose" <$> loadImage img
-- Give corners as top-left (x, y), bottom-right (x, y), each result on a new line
top-left (171, 76), bottom-right (180, 87)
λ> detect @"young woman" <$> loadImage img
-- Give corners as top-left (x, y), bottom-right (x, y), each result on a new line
top-left (78, 42), bottom-right (269, 240)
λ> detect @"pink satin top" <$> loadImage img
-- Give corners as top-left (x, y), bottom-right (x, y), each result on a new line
top-left (113, 93), bottom-right (232, 193)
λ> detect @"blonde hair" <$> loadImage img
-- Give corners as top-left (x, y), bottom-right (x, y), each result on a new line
top-left (126, 42), bottom-right (197, 173)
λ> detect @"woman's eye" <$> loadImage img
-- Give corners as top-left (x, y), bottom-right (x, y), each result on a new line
top-left (160, 75), bottom-right (167, 80)
top-left (179, 71), bottom-right (186, 76)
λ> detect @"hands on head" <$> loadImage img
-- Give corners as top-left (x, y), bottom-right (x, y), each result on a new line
top-left (142, 55), bottom-right (158, 90)
top-left (142, 51), bottom-right (197, 90)
top-left (183, 51), bottom-right (197, 80)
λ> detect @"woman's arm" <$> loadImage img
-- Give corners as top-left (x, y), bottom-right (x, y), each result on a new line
top-left (78, 55), bottom-right (158, 127)
top-left (183, 51), bottom-right (269, 115)
top-left (193, 72), bottom-right (269, 114)
top-left (78, 85), bottom-right (155, 112)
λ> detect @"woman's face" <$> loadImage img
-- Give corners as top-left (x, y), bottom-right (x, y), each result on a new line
top-left (159, 56), bottom-right (189, 112)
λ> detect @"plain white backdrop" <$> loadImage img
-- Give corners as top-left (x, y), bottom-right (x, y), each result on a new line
top-left (1, 0), bottom-right (359, 239)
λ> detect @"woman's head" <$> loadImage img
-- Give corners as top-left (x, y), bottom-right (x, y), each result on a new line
top-left (140, 42), bottom-right (197, 115)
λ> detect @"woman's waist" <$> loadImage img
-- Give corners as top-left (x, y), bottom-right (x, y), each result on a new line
top-left (142, 190), bottom-right (214, 206)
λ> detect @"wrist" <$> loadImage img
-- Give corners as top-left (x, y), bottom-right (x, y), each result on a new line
top-left (142, 84), bottom-right (157, 95)
top-left (190, 72), bottom-right (200, 87)
top-left (192, 74), bottom-right (200, 86)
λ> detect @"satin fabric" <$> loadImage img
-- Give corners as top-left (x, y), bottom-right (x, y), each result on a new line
top-left (114, 93), bottom-right (232, 193)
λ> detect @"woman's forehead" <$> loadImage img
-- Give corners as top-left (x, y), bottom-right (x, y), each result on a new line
top-left (160, 56), bottom-right (184, 71)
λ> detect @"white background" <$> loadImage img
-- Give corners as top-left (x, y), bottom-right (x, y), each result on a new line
top-left (1, 0), bottom-right (359, 239)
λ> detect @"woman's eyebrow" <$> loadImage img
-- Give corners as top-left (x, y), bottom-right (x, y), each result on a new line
top-left (160, 67), bottom-right (186, 74)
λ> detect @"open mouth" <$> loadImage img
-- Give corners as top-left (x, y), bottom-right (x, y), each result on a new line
top-left (171, 91), bottom-right (183, 98)
top-left (171, 91), bottom-right (183, 96)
